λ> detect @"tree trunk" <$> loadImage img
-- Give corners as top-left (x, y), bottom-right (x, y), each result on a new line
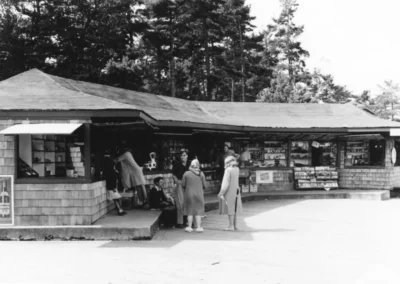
top-left (170, 57), bottom-right (176, 97)
top-left (237, 18), bottom-right (245, 102)
top-left (203, 18), bottom-right (212, 100)
top-left (231, 78), bottom-right (234, 102)
top-left (169, 8), bottom-right (176, 97)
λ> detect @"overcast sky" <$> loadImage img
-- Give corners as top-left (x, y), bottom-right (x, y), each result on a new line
top-left (246, 0), bottom-right (400, 95)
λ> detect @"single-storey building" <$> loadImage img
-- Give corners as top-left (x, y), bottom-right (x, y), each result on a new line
top-left (1, 69), bottom-right (400, 226)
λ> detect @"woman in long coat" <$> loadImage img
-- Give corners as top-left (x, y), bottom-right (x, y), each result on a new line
top-left (218, 156), bottom-right (243, 231)
top-left (115, 148), bottom-right (148, 204)
top-left (182, 159), bottom-right (206, 233)
top-left (172, 149), bottom-right (190, 227)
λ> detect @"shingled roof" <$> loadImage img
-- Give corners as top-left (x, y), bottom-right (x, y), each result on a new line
top-left (1, 69), bottom-right (400, 132)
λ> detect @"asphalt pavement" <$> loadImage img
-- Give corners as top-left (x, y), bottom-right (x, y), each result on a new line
top-left (1, 198), bottom-right (400, 284)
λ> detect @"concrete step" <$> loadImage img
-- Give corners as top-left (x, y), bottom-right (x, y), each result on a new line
top-left (0, 209), bottom-right (162, 241)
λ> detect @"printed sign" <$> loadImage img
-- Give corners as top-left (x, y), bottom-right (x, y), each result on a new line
top-left (0, 176), bottom-right (13, 226)
top-left (312, 141), bottom-right (320, 148)
top-left (255, 171), bottom-right (273, 184)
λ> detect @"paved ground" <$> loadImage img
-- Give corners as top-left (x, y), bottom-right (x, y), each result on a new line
top-left (2, 198), bottom-right (400, 284)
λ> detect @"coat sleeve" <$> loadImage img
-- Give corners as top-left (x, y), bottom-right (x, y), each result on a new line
top-left (218, 168), bottom-right (231, 197)
top-left (115, 152), bottom-right (127, 163)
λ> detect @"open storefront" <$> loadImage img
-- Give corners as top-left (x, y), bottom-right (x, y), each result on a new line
top-left (2, 69), bottom-right (400, 226)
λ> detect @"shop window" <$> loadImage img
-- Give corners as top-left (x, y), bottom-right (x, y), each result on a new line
top-left (311, 142), bottom-right (337, 167)
top-left (262, 141), bottom-right (287, 167)
top-left (345, 140), bottom-right (385, 167)
top-left (17, 127), bottom-right (86, 179)
top-left (238, 140), bottom-right (288, 168)
top-left (291, 141), bottom-right (311, 167)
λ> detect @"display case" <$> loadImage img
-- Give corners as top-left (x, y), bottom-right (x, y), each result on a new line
top-left (345, 140), bottom-right (369, 166)
top-left (22, 134), bottom-right (85, 178)
top-left (291, 141), bottom-right (311, 166)
top-left (320, 142), bottom-right (337, 166)
top-left (294, 166), bottom-right (338, 189)
top-left (31, 135), bottom-right (66, 177)
top-left (263, 141), bottom-right (287, 167)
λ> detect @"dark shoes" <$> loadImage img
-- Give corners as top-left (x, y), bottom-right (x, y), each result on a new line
top-left (118, 211), bottom-right (127, 216)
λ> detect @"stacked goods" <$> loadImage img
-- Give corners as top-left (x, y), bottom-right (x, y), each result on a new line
top-left (294, 167), bottom-right (338, 190)
top-left (70, 147), bottom-right (85, 177)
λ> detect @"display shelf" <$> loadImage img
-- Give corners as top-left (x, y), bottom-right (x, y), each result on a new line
top-left (294, 166), bottom-right (338, 189)
top-left (345, 140), bottom-right (369, 166)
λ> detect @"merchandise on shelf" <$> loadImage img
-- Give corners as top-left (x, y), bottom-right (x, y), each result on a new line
top-left (345, 140), bottom-right (369, 165)
top-left (294, 166), bottom-right (338, 189)
top-left (291, 141), bottom-right (311, 166)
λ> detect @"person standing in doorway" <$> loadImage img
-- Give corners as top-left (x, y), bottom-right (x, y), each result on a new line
top-left (114, 147), bottom-right (148, 206)
top-left (182, 159), bottom-right (206, 233)
top-left (101, 151), bottom-right (126, 216)
top-left (172, 149), bottom-right (190, 228)
top-left (218, 156), bottom-right (243, 231)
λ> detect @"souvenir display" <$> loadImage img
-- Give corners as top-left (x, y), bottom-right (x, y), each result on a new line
top-left (294, 166), bottom-right (338, 190)
top-left (291, 141), bottom-right (311, 166)
top-left (346, 140), bottom-right (369, 165)
top-left (29, 134), bottom-right (84, 178)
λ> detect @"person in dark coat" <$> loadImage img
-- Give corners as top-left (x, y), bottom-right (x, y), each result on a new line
top-left (172, 149), bottom-right (190, 228)
top-left (149, 177), bottom-right (176, 227)
top-left (101, 152), bottom-right (126, 216)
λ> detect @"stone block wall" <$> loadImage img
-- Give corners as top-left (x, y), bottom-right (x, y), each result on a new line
top-left (13, 181), bottom-right (112, 226)
top-left (0, 120), bottom-right (16, 176)
top-left (254, 169), bottom-right (294, 192)
top-left (338, 168), bottom-right (392, 190)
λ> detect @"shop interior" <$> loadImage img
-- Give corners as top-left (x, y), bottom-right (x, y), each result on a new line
top-left (13, 120), bottom-right (393, 188)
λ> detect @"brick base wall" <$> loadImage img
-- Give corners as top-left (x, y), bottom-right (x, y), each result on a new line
top-left (254, 170), bottom-right (294, 192)
top-left (339, 167), bottom-right (400, 190)
top-left (14, 181), bottom-right (113, 226)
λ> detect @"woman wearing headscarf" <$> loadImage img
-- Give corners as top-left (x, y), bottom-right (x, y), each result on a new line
top-left (182, 159), bottom-right (207, 233)
top-left (114, 147), bottom-right (148, 205)
top-left (218, 156), bottom-right (243, 231)
top-left (172, 149), bottom-right (190, 228)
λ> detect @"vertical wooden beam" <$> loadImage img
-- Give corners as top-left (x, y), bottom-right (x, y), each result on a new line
top-left (84, 123), bottom-right (91, 180)
top-left (14, 135), bottom-right (18, 178)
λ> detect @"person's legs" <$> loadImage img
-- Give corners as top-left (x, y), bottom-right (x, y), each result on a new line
top-left (224, 215), bottom-right (234, 230)
top-left (114, 199), bottom-right (126, 215)
top-left (141, 185), bottom-right (148, 203)
top-left (185, 215), bottom-right (193, 232)
top-left (195, 215), bottom-right (203, 232)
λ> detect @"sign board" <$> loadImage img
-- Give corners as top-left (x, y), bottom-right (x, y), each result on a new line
top-left (0, 175), bottom-right (14, 226)
top-left (392, 148), bottom-right (397, 164)
top-left (390, 129), bottom-right (400, 136)
top-left (312, 141), bottom-right (320, 148)
top-left (255, 171), bottom-right (273, 184)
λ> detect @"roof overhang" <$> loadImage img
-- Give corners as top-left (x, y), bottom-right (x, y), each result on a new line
top-left (0, 123), bottom-right (82, 135)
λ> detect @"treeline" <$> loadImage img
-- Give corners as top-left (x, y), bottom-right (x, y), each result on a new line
top-left (0, 0), bottom-right (357, 103)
